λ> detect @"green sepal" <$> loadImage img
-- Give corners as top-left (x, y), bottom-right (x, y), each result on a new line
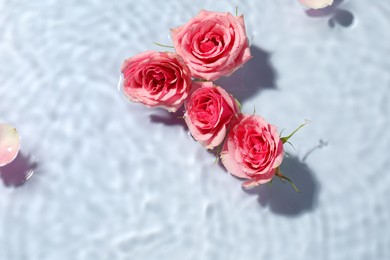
top-left (193, 78), bottom-right (209, 82)
top-left (153, 42), bottom-right (175, 49)
top-left (235, 98), bottom-right (242, 111)
top-left (281, 120), bottom-right (310, 144)
top-left (213, 139), bottom-right (225, 164)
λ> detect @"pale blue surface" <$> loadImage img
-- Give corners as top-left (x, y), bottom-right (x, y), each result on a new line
top-left (1, 0), bottom-right (390, 259)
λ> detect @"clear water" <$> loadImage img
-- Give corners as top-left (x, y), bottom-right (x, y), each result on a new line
top-left (1, 0), bottom-right (389, 259)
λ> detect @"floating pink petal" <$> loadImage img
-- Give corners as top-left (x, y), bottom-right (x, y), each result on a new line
top-left (0, 123), bottom-right (20, 167)
top-left (299, 0), bottom-right (334, 9)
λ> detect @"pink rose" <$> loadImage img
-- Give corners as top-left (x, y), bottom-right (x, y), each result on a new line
top-left (184, 82), bottom-right (240, 149)
top-left (121, 51), bottom-right (192, 112)
top-left (171, 10), bottom-right (252, 81)
top-left (220, 114), bottom-right (284, 188)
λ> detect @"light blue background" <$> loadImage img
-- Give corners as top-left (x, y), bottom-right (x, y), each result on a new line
top-left (1, 0), bottom-right (389, 259)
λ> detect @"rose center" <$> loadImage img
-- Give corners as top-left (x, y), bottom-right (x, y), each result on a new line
top-left (200, 35), bottom-right (221, 53)
top-left (152, 73), bottom-right (164, 86)
top-left (146, 68), bottom-right (166, 93)
top-left (249, 136), bottom-right (268, 156)
top-left (193, 96), bottom-right (219, 126)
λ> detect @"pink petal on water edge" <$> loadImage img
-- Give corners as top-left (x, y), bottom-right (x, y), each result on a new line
top-left (0, 123), bottom-right (20, 167)
top-left (299, 0), bottom-right (334, 9)
top-left (242, 179), bottom-right (261, 189)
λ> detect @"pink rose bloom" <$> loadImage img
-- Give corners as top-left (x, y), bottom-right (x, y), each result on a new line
top-left (171, 10), bottom-right (252, 81)
top-left (220, 114), bottom-right (284, 188)
top-left (121, 51), bottom-right (192, 112)
top-left (184, 82), bottom-right (240, 149)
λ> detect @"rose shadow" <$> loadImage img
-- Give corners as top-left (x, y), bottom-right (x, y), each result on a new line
top-left (215, 45), bottom-right (277, 103)
top-left (243, 153), bottom-right (320, 217)
top-left (305, 0), bottom-right (354, 28)
top-left (0, 152), bottom-right (39, 188)
top-left (149, 106), bottom-right (188, 130)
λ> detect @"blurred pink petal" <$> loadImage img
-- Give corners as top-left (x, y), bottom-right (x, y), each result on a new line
top-left (0, 123), bottom-right (20, 167)
top-left (299, 0), bottom-right (334, 9)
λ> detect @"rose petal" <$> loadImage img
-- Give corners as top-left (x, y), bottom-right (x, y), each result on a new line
top-left (299, 0), bottom-right (334, 9)
top-left (0, 123), bottom-right (20, 167)
top-left (242, 179), bottom-right (261, 189)
top-left (221, 150), bottom-right (249, 179)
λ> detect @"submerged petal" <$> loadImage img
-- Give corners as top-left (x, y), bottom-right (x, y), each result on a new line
top-left (0, 123), bottom-right (20, 167)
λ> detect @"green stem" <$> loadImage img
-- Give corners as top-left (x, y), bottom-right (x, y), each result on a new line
top-left (214, 144), bottom-right (222, 164)
top-left (153, 42), bottom-right (175, 49)
top-left (275, 168), bottom-right (300, 193)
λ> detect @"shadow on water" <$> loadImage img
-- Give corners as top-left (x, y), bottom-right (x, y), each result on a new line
top-left (216, 45), bottom-right (277, 103)
top-left (0, 152), bottom-right (38, 187)
top-left (244, 154), bottom-right (320, 217)
top-left (305, 0), bottom-right (354, 28)
top-left (149, 106), bottom-right (188, 129)
top-left (328, 9), bottom-right (354, 28)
